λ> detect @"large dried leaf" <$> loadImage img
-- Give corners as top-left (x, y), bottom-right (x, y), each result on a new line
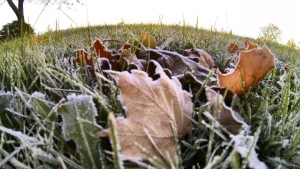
top-left (205, 88), bottom-right (249, 134)
top-left (149, 49), bottom-right (217, 85)
top-left (183, 48), bottom-right (215, 69)
top-left (99, 60), bottom-right (193, 165)
top-left (217, 45), bottom-right (275, 96)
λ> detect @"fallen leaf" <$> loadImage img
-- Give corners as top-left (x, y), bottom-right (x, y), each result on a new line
top-left (183, 48), bottom-right (215, 69)
top-left (95, 57), bottom-right (111, 71)
top-left (217, 45), bottom-right (275, 96)
top-left (125, 56), bottom-right (147, 71)
top-left (178, 72), bottom-right (205, 93)
top-left (141, 32), bottom-right (157, 49)
top-left (73, 39), bottom-right (116, 67)
top-left (74, 49), bottom-right (94, 67)
top-left (119, 47), bottom-right (146, 71)
top-left (93, 39), bottom-right (116, 60)
top-left (227, 42), bottom-right (239, 55)
top-left (118, 43), bottom-right (131, 53)
top-left (99, 60), bottom-right (193, 165)
top-left (227, 39), bottom-right (257, 56)
top-left (73, 49), bottom-right (98, 79)
top-left (177, 73), bottom-right (233, 107)
top-left (73, 40), bottom-right (146, 72)
top-left (244, 39), bottom-right (258, 50)
top-left (149, 49), bottom-right (217, 84)
top-left (205, 88), bottom-right (249, 134)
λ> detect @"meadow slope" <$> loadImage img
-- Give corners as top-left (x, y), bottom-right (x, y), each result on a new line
top-left (0, 24), bottom-right (299, 168)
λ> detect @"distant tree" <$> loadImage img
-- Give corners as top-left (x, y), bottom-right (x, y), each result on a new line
top-left (0, 20), bottom-right (34, 41)
top-left (258, 23), bottom-right (282, 43)
top-left (287, 39), bottom-right (297, 48)
top-left (1, 0), bottom-right (84, 37)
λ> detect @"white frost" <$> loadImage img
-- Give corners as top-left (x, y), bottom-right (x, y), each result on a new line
top-left (31, 91), bottom-right (45, 99)
top-left (233, 135), bottom-right (267, 169)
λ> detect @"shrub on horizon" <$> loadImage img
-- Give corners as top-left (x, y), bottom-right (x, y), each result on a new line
top-left (0, 20), bottom-right (34, 41)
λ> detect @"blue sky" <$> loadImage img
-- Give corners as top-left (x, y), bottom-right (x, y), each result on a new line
top-left (0, 0), bottom-right (299, 44)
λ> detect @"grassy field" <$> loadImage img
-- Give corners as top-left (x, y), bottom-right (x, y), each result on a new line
top-left (0, 23), bottom-right (299, 169)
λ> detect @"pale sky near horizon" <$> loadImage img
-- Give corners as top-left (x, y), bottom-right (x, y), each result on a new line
top-left (0, 0), bottom-right (299, 44)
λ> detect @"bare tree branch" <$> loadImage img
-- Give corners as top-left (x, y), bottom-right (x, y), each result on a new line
top-left (6, 0), bottom-right (20, 20)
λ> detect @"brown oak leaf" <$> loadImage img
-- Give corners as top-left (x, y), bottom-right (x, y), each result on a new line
top-left (217, 45), bottom-right (275, 96)
top-left (183, 48), bottom-right (215, 69)
top-left (205, 88), bottom-right (249, 134)
top-left (99, 60), bottom-right (193, 165)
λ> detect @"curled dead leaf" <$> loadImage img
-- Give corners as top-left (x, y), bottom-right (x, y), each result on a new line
top-left (149, 49), bottom-right (217, 84)
top-left (98, 60), bottom-right (193, 165)
top-left (183, 48), bottom-right (215, 69)
top-left (141, 32), bottom-right (157, 49)
top-left (205, 88), bottom-right (249, 134)
top-left (217, 45), bottom-right (275, 96)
